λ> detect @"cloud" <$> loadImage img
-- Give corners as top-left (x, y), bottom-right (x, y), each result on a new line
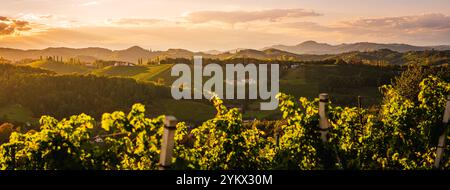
top-left (17, 13), bottom-right (79, 28)
top-left (333, 14), bottom-right (450, 44)
top-left (185, 8), bottom-right (321, 24)
top-left (340, 13), bottom-right (450, 31)
top-left (0, 27), bottom-right (111, 49)
top-left (279, 14), bottom-right (450, 32)
top-left (0, 16), bottom-right (31, 35)
top-left (274, 13), bottom-right (450, 45)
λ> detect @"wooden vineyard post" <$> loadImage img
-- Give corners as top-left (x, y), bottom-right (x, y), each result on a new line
top-left (319, 93), bottom-right (330, 142)
top-left (435, 95), bottom-right (450, 169)
top-left (158, 115), bottom-right (178, 170)
top-left (357, 95), bottom-right (364, 148)
top-left (275, 130), bottom-right (280, 146)
top-left (357, 96), bottom-right (363, 126)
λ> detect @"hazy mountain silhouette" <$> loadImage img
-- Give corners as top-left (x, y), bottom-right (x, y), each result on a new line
top-left (1, 41), bottom-right (450, 64)
top-left (265, 41), bottom-right (450, 54)
top-left (0, 46), bottom-right (303, 63)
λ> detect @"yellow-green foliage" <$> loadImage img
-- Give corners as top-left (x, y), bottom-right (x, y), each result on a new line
top-left (373, 76), bottom-right (450, 169)
top-left (174, 97), bottom-right (273, 170)
top-left (0, 76), bottom-right (449, 170)
top-left (0, 104), bottom-right (164, 170)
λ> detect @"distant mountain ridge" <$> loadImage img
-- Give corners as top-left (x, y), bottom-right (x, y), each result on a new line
top-left (1, 41), bottom-right (450, 64)
top-left (264, 41), bottom-right (450, 55)
top-left (0, 46), bottom-right (317, 63)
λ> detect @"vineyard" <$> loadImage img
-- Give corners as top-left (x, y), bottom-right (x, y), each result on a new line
top-left (0, 74), bottom-right (449, 170)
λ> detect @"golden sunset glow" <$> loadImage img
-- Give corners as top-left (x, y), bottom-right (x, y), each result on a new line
top-left (1, 0), bottom-right (450, 51)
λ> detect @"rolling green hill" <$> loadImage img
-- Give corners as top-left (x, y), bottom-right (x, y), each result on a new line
top-left (29, 60), bottom-right (92, 74)
top-left (91, 65), bottom-right (150, 77)
top-left (0, 63), bottom-right (215, 125)
top-left (104, 62), bottom-right (400, 107)
top-left (90, 64), bottom-right (174, 84)
top-left (131, 64), bottom-right (173, 82)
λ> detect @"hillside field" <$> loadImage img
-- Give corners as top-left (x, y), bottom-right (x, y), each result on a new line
top-left (4, 61), bottom-right (401, 124)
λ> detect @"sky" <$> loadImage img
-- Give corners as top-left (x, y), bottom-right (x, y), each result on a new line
top-left (1, 0), bottom-right (450, 51)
